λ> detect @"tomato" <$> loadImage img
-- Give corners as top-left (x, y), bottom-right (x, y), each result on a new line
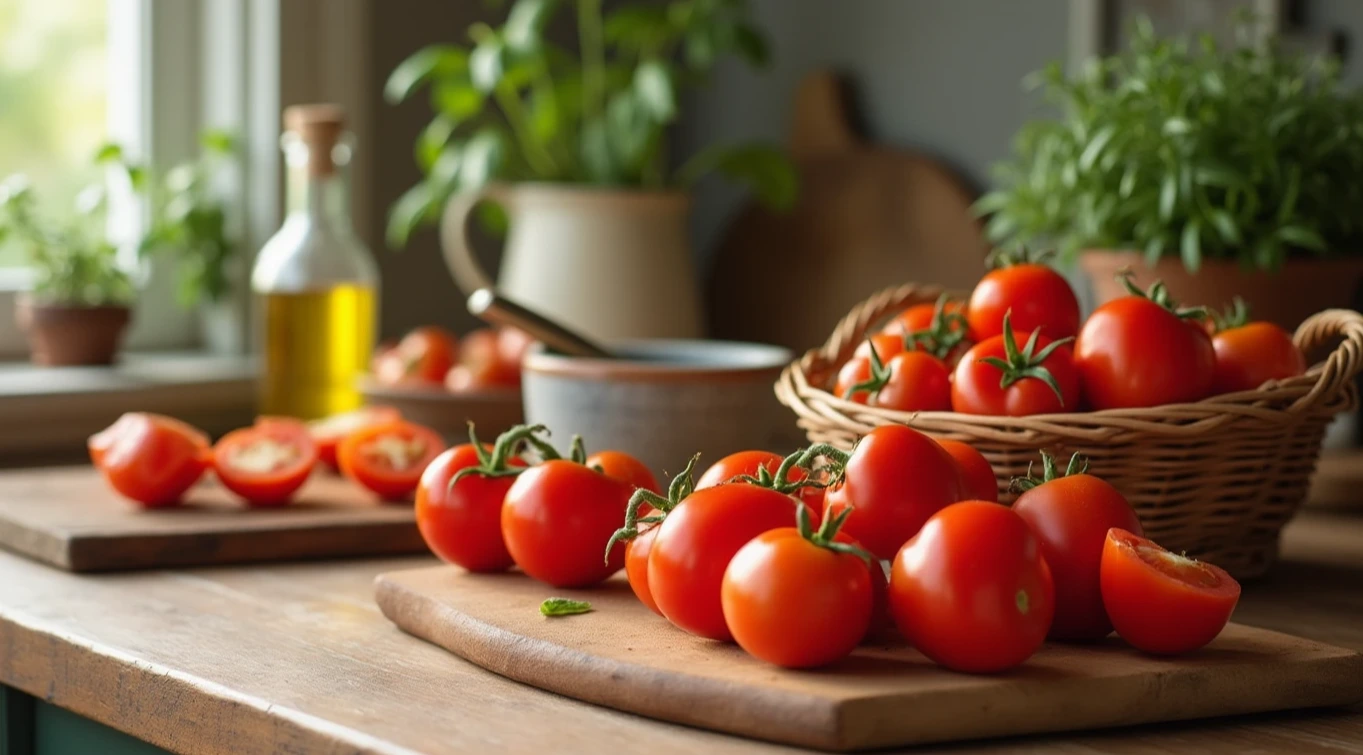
top-left (952, 315), bottom-right (1081, 416)
top-left (864, 351), bottom-right (953, 412)
top-left (1012, 453), bottom-right (1143, 640)
top-left (213, 418), bottom-right (317, 506)
top-left (967, 253), bottom-right (1080, 342)
top-left (1101, 528), bottom-right (1240, 654)
top-left (307, 406), bottom-right (402, 472)
top-left (722, 508), bottom-right (876, 668)
top-left (882, 299), bottom-right (969, 339)
top-left (89, 413), bottom-right (210, 508)
top-left (935, 438), bottom-right (997, 502)
top-left (415, 443), bottom-right (526, 572)
top-left (1212, 322), bottom-right (1305, 394)
top-left (503, 459), bottom-right (633, 587)
top-left (890, 500), bottom-right (1055, 673)
top-left (852, 333), bottom-right (906, 363)
top-left (823, 425), bottom-right (965, 561)
top-left (587, 450), bottom-right (661, 494)
top-left (696, 450), bottom-right (825, 512)
top-left (882, 296), bottom-right (974, 366)
top-left (456, 328), bottom-right (521, 390)
top-left (833, 354), bottom-right (874, 404)
top-left (1075, 278), bottom-right (1215, 409)
top-left (625, 524), bottom-right (663, 614)
top-left (337, 419), bottom-right (446, 501)
top-left (497, 326), bottom-right (535, 372)
top-left (376, 326), bottom-right (458, 386)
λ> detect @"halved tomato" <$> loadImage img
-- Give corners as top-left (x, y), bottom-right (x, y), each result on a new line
top-left (307, 406), bottom-right (402, 472)
top-left (213, 418), bottom-right (318, 506)
top-left (89, 413), bottom-right (211, 508)
top-left (337, 419), bottom-right (446, 501)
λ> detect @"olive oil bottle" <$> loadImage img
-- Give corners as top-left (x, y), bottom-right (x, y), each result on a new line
top-left (252, 105), bottom-right (378, 419)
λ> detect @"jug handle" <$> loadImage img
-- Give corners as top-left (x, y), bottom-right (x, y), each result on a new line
top-left (440, 184), bottom-right (513, 295)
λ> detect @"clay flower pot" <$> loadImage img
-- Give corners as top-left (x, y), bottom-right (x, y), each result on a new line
top-left (15, 295), bottom-right (132, 366)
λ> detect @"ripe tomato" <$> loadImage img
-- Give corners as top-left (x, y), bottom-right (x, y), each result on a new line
top-left (454, 328), bottom-right (521, 390)
top-left (497, 326), bottom-right (535, 371)
top-left (377, 326), bottom-right (458, 386)
top-left (625, 524), bottom-right (663, 615)
top-left (852, 333), bottom-right (906, 363)
top-left (414, 443), bottom-right (526, 572)
top-left (882, 299), bottom-right (969, 339)
top-left (952, 314), bottom-right (1080, 416)
top-left (722, 508), bottom-right (876, 668)
top-left (1101, 528), bottom-right (1240, 654)
top-left (967, 253), bottom-right (1080, 342)
top-left (89, 413), bottom-right (210, 508)
top-left (213, 418), bottom-right (318, 506)
top-left (337, 419), bottom-right (446, 501)
top-left (870, 352), bottom-right (953, 411)
top-left (307, 406), bottom-right (401, 472)
top-left (935, 438), bottom-right (997, 502)
top-left (1012, 453), bottom-right (1143, 640)
top-left (1075, 278), bottom-right (1215, 409)
top-left (890, 500), bottom-right (1055, 673)
top-left (587, 450), bottom-right (661, 494)
top-left (823, 425), bottom-right (965, 561)
top-left (696, 450), bottom-right (824, 512)
top-left (503, 459), bottom-right (633, 587)
top-left (1210, 304), bottom-right (1305, 394)
top-left (882, 296), bottom-right (974, 365)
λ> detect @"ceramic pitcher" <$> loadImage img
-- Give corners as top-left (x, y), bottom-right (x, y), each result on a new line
top-left (440, 183), bottom-right (703, 341)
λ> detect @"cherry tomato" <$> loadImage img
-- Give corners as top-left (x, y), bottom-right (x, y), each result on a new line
top-left (457, 328), bottom-right (521, 389)
top-left (1212, 322), bottom-right (1306, 394)
top-left (1012, 453), bottom-right (1143, 640)
top-left (722, 512), bottom-right (875, 668)
top-left (861, 351), bottom-right (953, 412)
top-left (823, 425), bottom-right (965, 561)
top-left (935, 438), bottom-right (997, 502)
top-left (378, 326), bottom-right (458, 386)
top-left (1075, 280), bottom-right (1216, 409)
top-left (852, 333), bottom-right (906, 363)
top-left (1101, 528), bottom-right (1240, 655)
top-left (414, 444), bottom-right (525, 572)
top-left (833, 354), bottom-right (875, 404)
top-left (587, 450), bottom-right (661, 494)
top-left (308, 406), bottom-right (401, 472)
top-left (696, 450), bottom-right (824, 512)
top-left (967, 256), bottom-right (1080, 342)
top-left (213, 418), bottom-right (318, 506)
top-left (882, 299), bottom-right (969, 339)
top-left (626, 524), bottom-right (663, 615)
top-left (890, 500), bottom-right (1055, 673)
top-left (337, 419), bottom-right (446, 501)
top-left (952, 316), bottom-right (1081, 416)
top-left (503, 459), bottom-right (633, 587)
top-left (89, 413), bottom-right (210, 508)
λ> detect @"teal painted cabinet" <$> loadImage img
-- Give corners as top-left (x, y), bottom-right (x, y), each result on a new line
top-left (2, 687), bottom-right (172, 755)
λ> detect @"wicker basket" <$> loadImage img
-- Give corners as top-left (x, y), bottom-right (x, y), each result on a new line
top-left (775, 282), bottom-right (1363, 578)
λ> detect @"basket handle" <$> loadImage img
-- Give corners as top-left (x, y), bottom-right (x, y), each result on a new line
top-left (1289, 308), bottom-right (1363, 413)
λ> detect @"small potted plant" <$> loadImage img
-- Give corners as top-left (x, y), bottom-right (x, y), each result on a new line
top-left (976, 16), bottom-right (1363, 329)
top-left (0, 166), bottom-right (136, 366)
top-left (384, 0), bottom-right (795, 341)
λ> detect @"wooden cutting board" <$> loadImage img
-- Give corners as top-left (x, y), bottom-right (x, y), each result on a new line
top-left (706, 71), bottom-right (990, 352)
top-left (376, 566), bottom-right (1363, 752)
top-left (0, 467), bottom-right (425, 572)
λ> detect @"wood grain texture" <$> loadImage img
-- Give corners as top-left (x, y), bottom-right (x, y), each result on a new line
top-left (0, 509), bottom-right (1357, 754)
top-left (0, 467), bottom-right (425, 572)
top-left (374, 569), bottom-right (1363, 751)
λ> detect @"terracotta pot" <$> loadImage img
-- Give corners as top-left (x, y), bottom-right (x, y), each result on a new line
top-left (16, 296), bottom-right (132, 366)
top-left (1079, 251), bottom-right (1363, 331)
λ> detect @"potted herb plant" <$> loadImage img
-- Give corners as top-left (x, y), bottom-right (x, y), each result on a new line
top-left (384, 0), bottom-right (795, 340)
top-left (0, 166), bottom-right (136, 366)
top-left (976, 16), bottom-right (1363, 329)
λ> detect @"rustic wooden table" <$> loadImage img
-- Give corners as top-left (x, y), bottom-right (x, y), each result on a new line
top-left (0, 509), bottom-right (1359, 754)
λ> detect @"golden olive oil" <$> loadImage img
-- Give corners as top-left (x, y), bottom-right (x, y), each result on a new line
top-left (259, 284), bottom-right (375, 419)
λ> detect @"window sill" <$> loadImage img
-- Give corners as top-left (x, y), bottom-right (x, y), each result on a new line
top-left (0, 352), bottom-right (257, 466)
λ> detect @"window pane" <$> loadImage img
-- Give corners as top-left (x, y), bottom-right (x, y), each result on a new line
top-left (0, 0), bottom-right (108, 268)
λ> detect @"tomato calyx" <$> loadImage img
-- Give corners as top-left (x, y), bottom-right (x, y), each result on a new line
top-left (1208, 296), bottom-right (1250, 334)
top-left (739, 444), bottom-right (844, 496)
top-left (1010, 449), bottom-right (1088, 493)
top-left (985, 246), bottom-right (1054, 269)
top-left (1117, 271), bottom-right (1208, 321)
top-left (977, 311), bottom-right (1074, 406)
top-left (795, 503), bottom-right (874, 566)
top-left (446, 422), bottom-right (547, 490)
top-left (603, 453), bottom-right (702, 562)
top-left (905, 293), bottom-right (971, 361)
top-left (844, 341), bottom-right (893, 401)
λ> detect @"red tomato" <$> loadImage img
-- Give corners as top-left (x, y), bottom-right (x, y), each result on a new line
top-left (503, 460), bottom-right (633, 587)
top-left (882, 297), bottom-right (974, 365)
top-left (935, 439), bottom-right (997, 502)
top-left (952, 318), bottom-right (1081, 416)
top-left (378, 326), bottom-right (458, 386)
top-left (89, 413), bottom-right (210, 508)
top-left (457, 328), bottom-right (521, 389)
top-left (496, 326), bottom-right (535, 372)
top-left (696, 450), bottom-right (825, 512)
top-left (648, 483), bottom-right (802, 640)
top-left (722, 513), bottom-right (876, 668)
top-left (626, 524), bottom-right (663, 615)
top-left (967, 258), bottom-right (1080, 342)
top-left (213, 419), bottom-right (318, 506)
top-left (1075, 280), bottom-right (1216, 409)
top-left (587, 450), bottom-right (661, 494)
top-left (882, 299), bottom-right (969, 339)
top-left (890, 500), bottom-right (1055, 673)
top-left (823, 425), bottom-right (965, 561)
top-left (414, 444), bottom-right (526, 572)
top-left (852, 333), bottom-right (906, 363)
top-left (833, 354), bottom-right (874, 404)
top-left (1101, 528), bottom-right (1240, 654)
top-left (1012, 454), bottom-right (1143, 640)
top-left (1212, 322), bottom-right (1306, 394)
top-left (307, 406), bottom-right (401, 472)
top-left (863, 351), bottom-right (953, 411)
top-left (337, 420), bottom-right (446, 501)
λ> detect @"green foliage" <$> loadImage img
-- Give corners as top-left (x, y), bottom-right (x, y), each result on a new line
top-left (976, 15), bottom-right (1363, 272)
top-left (384, 0), bottom-right (796, 248)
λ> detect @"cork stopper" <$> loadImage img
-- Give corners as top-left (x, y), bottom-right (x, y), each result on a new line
top-left (283, 103), bottom-right (346, 176)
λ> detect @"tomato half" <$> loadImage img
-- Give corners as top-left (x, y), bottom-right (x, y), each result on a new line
top-left (1212, 322), bottom-right (1306, 394)
top-left (890, 500), bottom-right (1055, 673)
top-left (935, 439), bottom-right (998, 502)
top-left (308, 406), bottom-right (402, 472)
top-left (502, 460), bottom-right (633, 588)
top-left (1012, 456), bottom-right (1143, 640)
top-left (337, 420), bottom-right (446, 501)
top-left (952, 319), bottom-right (1081, 416)
top-left (587, 450), bottom-right (661, 494)
top-left (696, 450), bottom-right (824, 512)
top-left (626, 524), bottom-right (663, 615)
top-left (823, 425), bottom-right (965, 561)
top-left (89, 413), bottom-right (210, 508)
top-left (415, 444), bottom-right (525, 572)
top-left (1101, 528), bottom-right (1240, 655)
top-left (213, 419), bottom-right (318, 506)
top-left (967, 260), bottom-right (1080, 342)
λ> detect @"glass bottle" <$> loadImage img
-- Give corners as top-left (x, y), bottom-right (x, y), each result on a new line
top-left (252, 104), bottom-right (378, 419)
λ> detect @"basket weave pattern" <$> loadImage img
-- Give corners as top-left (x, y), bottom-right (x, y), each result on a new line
top-left (775, 282), bottom-right (1363, 578)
